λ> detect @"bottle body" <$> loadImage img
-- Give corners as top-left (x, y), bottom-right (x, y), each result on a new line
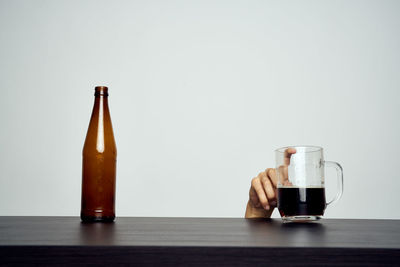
top-left (81, 86), bottom-right (117, 222)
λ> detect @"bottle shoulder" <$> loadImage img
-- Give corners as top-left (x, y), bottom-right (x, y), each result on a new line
top-left (82, 140), bottom-right (117, 157)
top-left (82, 149), bottom-right (117, 158)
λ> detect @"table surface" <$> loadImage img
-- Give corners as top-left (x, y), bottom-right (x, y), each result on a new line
top-left (1, 216), bottom-right (400, 248)
top-left (1, 217), bottom-right (400, 266)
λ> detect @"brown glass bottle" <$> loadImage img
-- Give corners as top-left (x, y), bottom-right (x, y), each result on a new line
top-left (81, 86), bottom-right (117, 222)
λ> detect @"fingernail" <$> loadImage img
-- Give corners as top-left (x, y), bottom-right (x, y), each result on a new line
top-left (265, 205), bottom-right (270, 210)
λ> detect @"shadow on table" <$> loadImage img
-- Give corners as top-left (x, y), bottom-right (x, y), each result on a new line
top-left (245, 218), bottom-right (327, 246)
top-left (79, 221), bottom-right (116, 245)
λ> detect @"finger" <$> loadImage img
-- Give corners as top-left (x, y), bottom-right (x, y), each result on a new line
top-left (266, 168), bottom-right (278, 187)
top-left (278, 165), bottom-right (289, 184)
top-left (249, 186), bottom-right (260, 208)
top-left (283, 148), bottom-right (297, 166)
top-left (261, 173), bottom-right (276, 201)
top-left (251, 176), bottom-right (270, 210)
top-left (283, 180), bottom-right (293, 186)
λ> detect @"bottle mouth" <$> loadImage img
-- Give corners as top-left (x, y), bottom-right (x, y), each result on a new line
top-left (95, 86), bottom-right (108, 96)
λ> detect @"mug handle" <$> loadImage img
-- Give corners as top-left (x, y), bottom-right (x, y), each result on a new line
top-left (325, 161), bottom-right (344, 206)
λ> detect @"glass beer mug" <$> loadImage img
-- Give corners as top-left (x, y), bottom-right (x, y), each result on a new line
top-left (275, 146), bottom-right (343, 222)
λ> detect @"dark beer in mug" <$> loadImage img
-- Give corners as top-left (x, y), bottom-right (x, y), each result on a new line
top-left (277, 187), bottom-right (326, 217)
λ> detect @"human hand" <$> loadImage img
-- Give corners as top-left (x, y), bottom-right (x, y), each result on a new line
top-left (245, 148), bottom-right (296, 218)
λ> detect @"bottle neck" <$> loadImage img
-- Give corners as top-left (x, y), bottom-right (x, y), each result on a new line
top-left (84, 86), bottom-right (114, 155)
top-left (94, 95), bottom-right (108, 104)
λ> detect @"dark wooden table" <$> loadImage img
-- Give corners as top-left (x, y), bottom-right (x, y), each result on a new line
top-left (0, 217), bottom-right (399, 266)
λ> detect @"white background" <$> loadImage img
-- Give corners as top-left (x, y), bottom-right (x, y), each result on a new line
top-left (1, 0), bottom-right (399, 219)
